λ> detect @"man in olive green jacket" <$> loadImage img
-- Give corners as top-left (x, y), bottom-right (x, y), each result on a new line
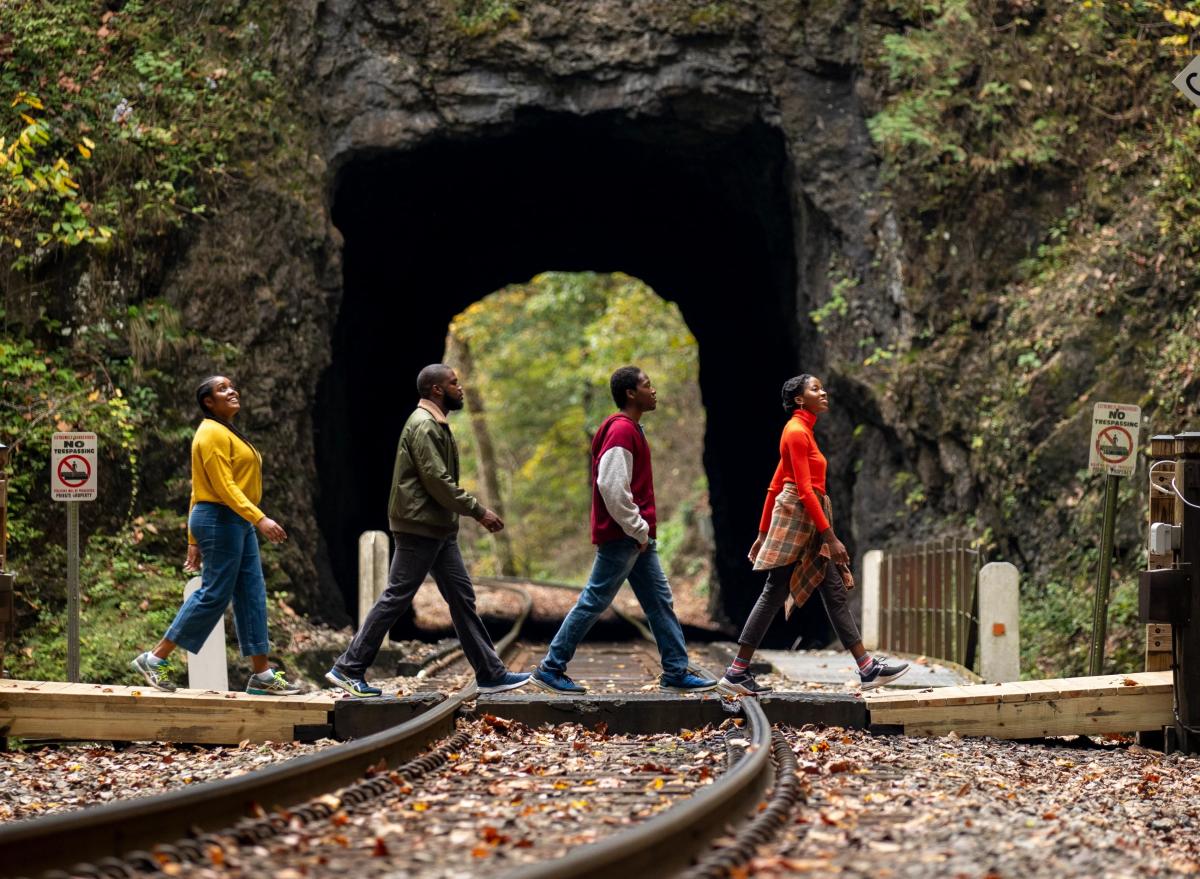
top-left (326, 364), bottom-right (531, 697)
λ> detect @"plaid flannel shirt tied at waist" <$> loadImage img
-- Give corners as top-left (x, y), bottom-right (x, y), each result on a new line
top-left (752, 484), bottom-right (854, 618)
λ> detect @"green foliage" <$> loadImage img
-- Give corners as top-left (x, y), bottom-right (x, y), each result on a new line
top-left (810, 262), bottom-right (857, 329)
top-left (0, 0), bottom-right (296, 284)
top-left (1019, 547), bottom-right (1144, 678)
top-left (7, 519), bottom-right (185, 683)
top-left (864, 0), bottom-right (1158, 207)
top-left (688, 3), bottom-right (739, 27)
top-left (890, 470), bottom-right (926, 511)
top-left (450, 273), bottom-right (707, 581)
top-left (0, 92), bottom-right (114, 269)
top-left (0, 334), bottom-right (142, 551)
top-left (455, 0), bottom-right (525, 35)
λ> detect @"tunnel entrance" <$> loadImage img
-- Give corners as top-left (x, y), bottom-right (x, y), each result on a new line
top-left (318, 111), bottom-right (833, 647)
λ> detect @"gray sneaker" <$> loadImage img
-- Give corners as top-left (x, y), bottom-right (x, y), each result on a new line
top-left (131, 652), bottom-right (178, 692)
top-left (246, 669), bottom-right (303, 696)
top-left (717, 671), bottom-right (773, 696)
top-left (859, 658), bottom-right (910, 690)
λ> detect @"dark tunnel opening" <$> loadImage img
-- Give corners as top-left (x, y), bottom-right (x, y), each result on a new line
top-left (318, 111), bottom-right (835, 647)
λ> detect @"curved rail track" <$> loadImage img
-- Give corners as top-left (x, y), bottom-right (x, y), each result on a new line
top-left (0, 580), bottom-right (788, 879)
top-left (0, 583), bottom-right (530, 878)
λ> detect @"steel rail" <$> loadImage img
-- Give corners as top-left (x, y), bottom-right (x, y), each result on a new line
top-left (416, 579), bottom-right (534, 676)
top-left (503, 696), bottom-right (774, 879)
top-left (477, 573), bottom-right (657, 643)
top-left (0, 584), bottom-right (532, 879)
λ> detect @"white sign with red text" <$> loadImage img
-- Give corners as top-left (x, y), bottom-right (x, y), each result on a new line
top-left (1088, 403), bottom-right (1140, 478)
top-left (51, 432), bottom-right (98, 501)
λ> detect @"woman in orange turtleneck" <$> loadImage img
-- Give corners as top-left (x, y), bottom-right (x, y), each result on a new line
top-left (717, 374), bottom-right (909, 696)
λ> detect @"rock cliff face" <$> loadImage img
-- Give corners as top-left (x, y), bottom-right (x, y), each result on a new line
top-left (169, 0), bottom-right (936, 636)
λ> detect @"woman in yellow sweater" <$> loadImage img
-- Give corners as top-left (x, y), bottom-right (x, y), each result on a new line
top-left (130, 376), bottom-right (301, 695)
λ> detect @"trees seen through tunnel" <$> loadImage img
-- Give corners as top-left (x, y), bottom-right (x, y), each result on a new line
top-left (447, 272), bottom-right (714, 624)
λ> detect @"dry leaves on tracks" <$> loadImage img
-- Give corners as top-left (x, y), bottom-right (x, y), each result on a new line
top-left (740, 725), bottom-right (1200, 878)
top-left (173, 716), bottom-right (729, 879)
top-left (0, 739), bottom-right (334, 823)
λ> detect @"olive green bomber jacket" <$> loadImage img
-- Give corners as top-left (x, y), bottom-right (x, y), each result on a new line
top-left (387, 399), bottom-right (484, 537)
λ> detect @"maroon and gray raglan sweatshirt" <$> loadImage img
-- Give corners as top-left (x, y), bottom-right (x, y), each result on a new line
top-left (590, 412), bottom-right (657, 545)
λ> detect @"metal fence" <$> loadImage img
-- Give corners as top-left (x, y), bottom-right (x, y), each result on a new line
top-left (879, 537), bottom-right (980, 670)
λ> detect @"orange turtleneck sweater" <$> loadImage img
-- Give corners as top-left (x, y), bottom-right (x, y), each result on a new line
top-left (758, 408), bottom-right (830, 534)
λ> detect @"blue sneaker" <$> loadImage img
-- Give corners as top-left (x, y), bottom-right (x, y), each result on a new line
top-left (660, 672), bottom-right (718, 693)
top-left (477, 671), bottom-right (532, 694)
top-left (530, 665), bottom-right (588, 695)
top-left (325, 667), bottom-right (383, 698)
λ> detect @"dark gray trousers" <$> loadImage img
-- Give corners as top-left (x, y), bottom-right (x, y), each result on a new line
top-left (737, 559), bottom-right (862, 651)
top-left (334, 531), bottom-right (507, 683)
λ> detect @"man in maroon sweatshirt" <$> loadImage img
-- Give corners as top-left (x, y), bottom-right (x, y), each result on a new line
top-left (531, 366), bottom-right (717, 694)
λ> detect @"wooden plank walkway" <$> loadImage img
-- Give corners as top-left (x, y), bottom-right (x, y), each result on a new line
top-left (864, 671), bottom-right (1174, 739)
top-left (0, 679), bottom-right (335, 744)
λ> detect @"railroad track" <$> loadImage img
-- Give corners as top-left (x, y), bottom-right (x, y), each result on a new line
top-left (0, 583), bottom-right (530, 878)
top-left (476, 574), bottom-right (657, 642)
top-left (0, 580), bottom-right (798, 879)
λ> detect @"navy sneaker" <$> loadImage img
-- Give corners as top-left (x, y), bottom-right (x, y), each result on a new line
top-left (477, 671), bottom-right (532, 694)
top-left (717, 671), bottom-right (773, 696)
top-left (325, 667), bottom-right (383, 698)
top-left (859, 658), bottom-right (910, 690)
top-left (660, 672), bottom-right (718, 693)
top-left (530, 665), bottom-right (588, 694)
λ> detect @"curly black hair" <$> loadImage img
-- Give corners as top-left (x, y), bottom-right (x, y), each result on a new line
top-left (781, 374), bottom-right (815, 413)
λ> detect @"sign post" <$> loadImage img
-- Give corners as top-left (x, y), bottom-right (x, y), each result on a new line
top-left (0, 443), bottom-right (13, 679)
top-left (51, 432), bottom-right (98, 683)
top-left (1087, 403), bottom-right (1141, 676)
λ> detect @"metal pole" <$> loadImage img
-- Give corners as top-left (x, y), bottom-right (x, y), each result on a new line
top-left (0, 443), bottom-right (8, 572)
top-left (67, 500), bottom-right (80, 683)
top-left (1089, 474), bottom-right (1120, 676)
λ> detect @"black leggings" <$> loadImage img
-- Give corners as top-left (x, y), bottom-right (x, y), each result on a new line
top-left (736, 559), bottom-right (862, 651)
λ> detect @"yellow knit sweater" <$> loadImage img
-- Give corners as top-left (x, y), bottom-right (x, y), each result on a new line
top-left (188, 419), bottom-right (263, 544)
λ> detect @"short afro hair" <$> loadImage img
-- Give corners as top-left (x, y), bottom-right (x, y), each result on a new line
top-left (610, 366), bottom-right (643, 409)
top-left (416, 364), bottom-right (454, 399)
top-left (781, 374), bottom-right (815, 413)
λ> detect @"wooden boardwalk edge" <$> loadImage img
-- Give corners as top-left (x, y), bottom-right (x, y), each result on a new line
top-left (1, 671), bottom-right (1178, 744)
top-left (0, 680), bottom-right (336, 744)
top-left (865, 671), bottom-right (1174, 739)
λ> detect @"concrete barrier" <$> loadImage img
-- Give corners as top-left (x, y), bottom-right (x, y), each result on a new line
top-left (358, 531), bottom-right (390, 627)
top-left (978, 561), bottom-right (1020, 683)
top-left (184, 576), bottom-right (230, 691)
top-left (861, 549), bottom-right (882, 651)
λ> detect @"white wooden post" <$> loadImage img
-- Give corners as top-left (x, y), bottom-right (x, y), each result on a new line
top-left (861, 549), bottom-right (883, 651)
top-left (978, 561), bottom-right (1020, 683)
top-left (184, 576), bottom-right (230, 691)
top-left (358, 531), bottom-right (390, 627)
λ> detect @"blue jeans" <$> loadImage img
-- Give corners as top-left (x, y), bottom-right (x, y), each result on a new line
top-left (164, 502), bottom-right (270, 656)
top-left (541, 538), bottom-right (690, 679)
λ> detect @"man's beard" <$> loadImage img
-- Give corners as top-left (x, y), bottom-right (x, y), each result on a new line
top-left (445, 395), bottom-right (465, 411)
